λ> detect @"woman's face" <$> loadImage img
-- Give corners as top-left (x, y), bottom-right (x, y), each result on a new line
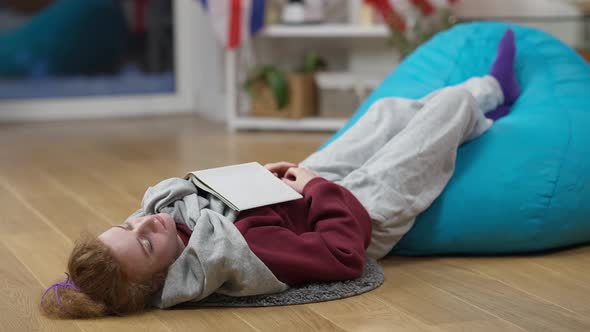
top-left (98, 213), bottom-right (185, 281)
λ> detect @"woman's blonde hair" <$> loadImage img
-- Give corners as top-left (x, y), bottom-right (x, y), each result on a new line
top-left (40, 233), bottom-right (164, 319)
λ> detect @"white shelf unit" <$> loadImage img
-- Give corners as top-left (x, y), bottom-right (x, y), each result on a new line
top-left (263, 24), bottom-right (389, 38)
top-left (225, 24), bottom-right (390, 132)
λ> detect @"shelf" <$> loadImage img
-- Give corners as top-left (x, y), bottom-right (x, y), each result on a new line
top-left (232, 117), bottom-right (347, 131)
top-left (225, 22), bottom-right (390, 131)
top-left (262, 24), bottom-right (389, 38)
top-left (316, 71), bottom-right (384, 90)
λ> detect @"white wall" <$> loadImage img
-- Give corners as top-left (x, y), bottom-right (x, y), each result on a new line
top-left (454, 0), bottom-right (583, 46)
top-left (454, 0), bottom-right (579, 17)
top-left (193, 4), bottom-right (225, 121)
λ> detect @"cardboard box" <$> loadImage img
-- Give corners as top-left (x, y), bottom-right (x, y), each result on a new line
top-left (251, 73), bottom-right (318, 118)
top-left (318, 89), bottom-right (357, 119)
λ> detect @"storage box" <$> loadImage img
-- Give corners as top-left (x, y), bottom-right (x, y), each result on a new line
top-left (318, 89), bottom-right (357, 119)
top-left (251, 73), bottom-right (318, 118)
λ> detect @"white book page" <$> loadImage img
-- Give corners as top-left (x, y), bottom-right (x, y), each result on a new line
top-left (192, 162), bottom-right (302, 211)
top-left (188, 175), bottom-right (239, 210)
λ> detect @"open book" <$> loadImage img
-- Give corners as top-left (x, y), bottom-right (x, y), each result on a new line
top-left (185, 162), bottom-right (303, 211)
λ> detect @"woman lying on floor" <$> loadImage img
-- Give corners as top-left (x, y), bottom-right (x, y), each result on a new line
top-left (40, 29), bottom-right (520, 318)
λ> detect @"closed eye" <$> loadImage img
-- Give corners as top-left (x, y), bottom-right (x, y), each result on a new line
top-left (116, 223), bottom-right (152, 255)
top-left (140, 237), bottom-right (153, 254)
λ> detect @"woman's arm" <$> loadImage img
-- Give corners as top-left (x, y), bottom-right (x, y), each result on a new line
top-left (237, 177), bottom-right (372, 285)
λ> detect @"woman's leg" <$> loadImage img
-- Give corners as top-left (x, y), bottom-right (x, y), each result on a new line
top-left (425, 75), bottom-right (504, 114)
top-left (300, 97), bottom-right (421, 182)
top-left (300, 75), bottom-right (503, 183)
top-left (304, 29), bottom-right (518, 258)
top-left (338, 80), bottom-right (503, 259)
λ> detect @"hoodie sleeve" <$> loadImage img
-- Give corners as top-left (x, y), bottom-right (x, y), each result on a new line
top-left (236, 178), bottom-right (372, 285)
top-left (141, 177), bottom-right (199, 214)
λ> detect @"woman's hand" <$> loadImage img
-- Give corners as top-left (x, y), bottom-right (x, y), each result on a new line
top-left (282, 167), bottom-right (320, 194)
top-left (264, 161), bottom-right (298, 178)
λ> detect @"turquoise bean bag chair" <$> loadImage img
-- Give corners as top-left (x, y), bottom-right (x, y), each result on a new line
top-left (322, 22), bottom-right (590, 255)
top-left (0, 0), bottom-right (128, 77)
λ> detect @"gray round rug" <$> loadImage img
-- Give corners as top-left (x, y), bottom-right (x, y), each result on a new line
top-left (180, 258), bottom-right (384, 308)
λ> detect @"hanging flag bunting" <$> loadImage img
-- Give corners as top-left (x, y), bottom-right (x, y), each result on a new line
top-left (199, 0), bottom-right (266, 49)
top-left (365, 0), bottom-right (458, 33)
top-left (364, 0), bottom-right (407, 31)
top-left (410, 0), bottom-right (435, 16)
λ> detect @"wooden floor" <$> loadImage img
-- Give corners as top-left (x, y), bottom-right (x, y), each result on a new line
top-left (1, 114), bottom-right (590, 332)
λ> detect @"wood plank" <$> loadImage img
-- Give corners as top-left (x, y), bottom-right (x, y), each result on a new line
top-left (152, 308), bottom-right (259, 332)
top-left (76, 314), bottom-right (173, 332)
top-left (375, 263), bottom-right (513, 326)
top-left (436, 319), bottom-right (526, 332)
top-left (0, 179), bottom-right (57, 236)
top-left (537, 246), bottom-right (590, 266)
top-left (307, 293), bottom-right (439, 332)
top-left (66, 145), bottom-right (183, 199)
top-left (442, 252), bottom-right (590, 315)
top-left (0, 168), bottom-right (111, 237)
top-left (390, 257), bottom-right (590, 331)
top-left (42, 165), bottom-right (141, 226)
top-left (0, 242), bottom-right (81, 332)
top-left (234, 306), bottom-right (347, 332)
top-left (2, 232), bottom-right (74, 288)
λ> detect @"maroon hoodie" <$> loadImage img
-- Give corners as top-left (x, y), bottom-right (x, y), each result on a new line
top-left (177, 177), bottom-right (372, 285)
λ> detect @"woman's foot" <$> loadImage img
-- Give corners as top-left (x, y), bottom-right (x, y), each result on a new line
top-left (485, 105), bottom-right (511, 121)
top-left (487, 29), bottom-right (520, 120)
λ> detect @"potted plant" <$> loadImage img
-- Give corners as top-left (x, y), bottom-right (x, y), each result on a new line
top-left (245, 52), bottom-right (326, 118)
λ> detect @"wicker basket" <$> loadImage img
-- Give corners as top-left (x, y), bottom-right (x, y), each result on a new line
top-left (251, 73), bottom-right (318, 118)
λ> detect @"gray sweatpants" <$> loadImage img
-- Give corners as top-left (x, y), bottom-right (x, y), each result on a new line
top-left (300, 76), bottom-right (504, 259)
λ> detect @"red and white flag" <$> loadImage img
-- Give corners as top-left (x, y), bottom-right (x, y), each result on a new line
top-left (199, 0), bottom-right (266, 49)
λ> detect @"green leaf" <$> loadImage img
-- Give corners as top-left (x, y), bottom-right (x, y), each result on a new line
top-left (265, 68), bottom-right (289, 110)
top-left (302, 51), bottom-right (327, 73)
top-left (243, 65), bottom-right (290, 111)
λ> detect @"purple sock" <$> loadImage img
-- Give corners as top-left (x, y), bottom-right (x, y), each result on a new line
top-left (489, 29), bottom-right (521, 111)
top-left (485, 105), bottom-right (511, 121)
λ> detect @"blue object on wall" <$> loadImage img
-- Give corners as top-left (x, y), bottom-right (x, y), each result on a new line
top-left (0, 0), bottom-right (128, 77)
top-left (321, 22), bottom-right (590, 255)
